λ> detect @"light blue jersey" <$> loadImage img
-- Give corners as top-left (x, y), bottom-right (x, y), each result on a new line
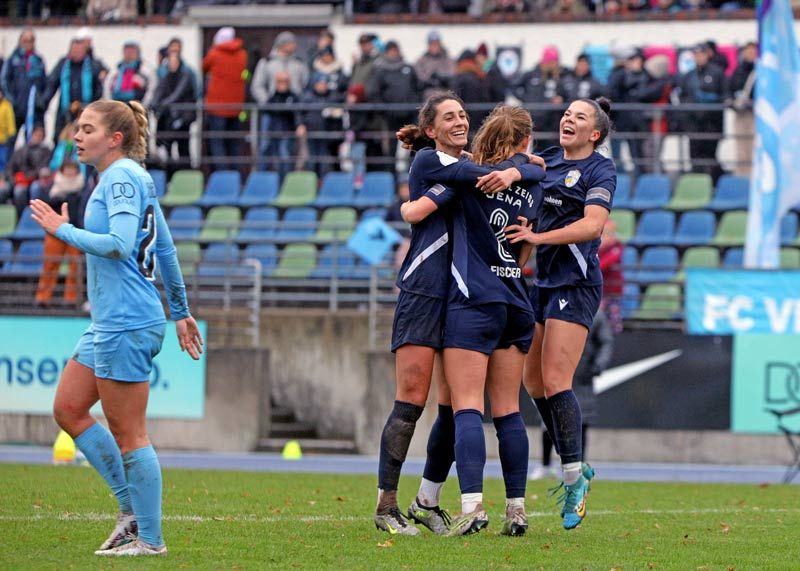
top-left (57, 157), bottom-right (189, 332)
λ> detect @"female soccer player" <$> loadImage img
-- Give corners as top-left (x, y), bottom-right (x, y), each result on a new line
top-left (375, 91), bottom-right (541, 536)
top-left (505, 97), bottom-right (616, 530)
top-left (29, 100), bottom-right (203, 556)
top-left (401, 105), bottom-right (544, 536)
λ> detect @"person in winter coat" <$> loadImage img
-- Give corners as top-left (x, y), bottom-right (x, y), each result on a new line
top-left (729, 41), bottom-right (756, 177)
top-left (414, 30), bottom-right (455, 100)
top-left (310, 46), bottom-right (348, 96)
top-left (368, 41), bottom-right (420, 131)
top-left (557, 53), bottom-right (604, 103)
top-left (152, 50), bottom-right (197, 174)
top-left (104, 40), bottom-right (155, 106)
top-left (4, 124), bottom-right (51, 216)
top-left (513, 45), bottom-right (567, 147)
top-left (0, 88), bottom-right (16, 173)
top-left (297, 72), bottom-right (344, 178)
top-left (451, 49), bottom-right (493, 132)
top-left (0, 28), bottom-right (46, 141)
top-left (251, 31), bottom-right (309, 102)
top-left (262, 72), bottom-right (301, 176)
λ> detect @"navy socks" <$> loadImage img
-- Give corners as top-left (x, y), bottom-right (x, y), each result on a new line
top-left (422, 404), bottom-right (455, 483)
top-left (454, 409), bottom-right (485, 494)
top-left (493, 412), bottom-right (529, 499)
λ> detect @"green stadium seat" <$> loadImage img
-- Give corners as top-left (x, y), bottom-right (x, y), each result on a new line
top-left (609, 209), bottom-right (635, 243)
top-left (633, 283), bottom-right (682, 320)
top-left (780, 247), bottom-right (800, 269)
top-left (175, 241), bottom-right (201, 277)
top-left (199, 206), bottom-right (241, 242)
top-left (0, 205), bottom-right (17, 238)
top-left (313, 207), bottom-right (357, 243)
top-left (273, 243), bottom-right (317, 278)
top-left (673, 246), bottom-right (720, 282)
top-left (666, 173), bottom-right (713, 211)
top-left (161, 170), bottom-right (204, 206)
top-left (710, 210), bottom-right (748, 246)
top-left (273, 171), bottom-right (318, 207)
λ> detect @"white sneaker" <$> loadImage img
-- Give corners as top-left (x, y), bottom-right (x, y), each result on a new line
top-left (95, 538), bottom-right (167, 556)
top-left (97, 513), bottom-right (137, 551)
top-left (529, 465), bottom-right (557, 480)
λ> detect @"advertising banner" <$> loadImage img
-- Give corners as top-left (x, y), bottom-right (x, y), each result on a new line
top-left (0, 316), bottom-right (206, 418)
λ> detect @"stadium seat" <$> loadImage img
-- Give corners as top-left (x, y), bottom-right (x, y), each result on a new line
top-left (7, 240), bottom-right (43, 275)
top-left (239, 171), bottom-right (280, 207)
top-left (634, 283), bottom-right (682, 320)
top-left (629, 174), bottom-right (671, 210)
top-left (673, 246), bottom-right (720, 282)
top-left (243, 243), bottom-right (279, 276)
top-left (315, 172), bottom-right (355, 207)
top-left (361, 207), bottom-right (388, 220)
top-left (312, 244), bottom-right (361, 279)
top-left (237, 207), bottom-right (279, 242)
top-left (781, 213), bottom-right (798, 245)
top-left (722, 247), bottom-right (744, 268)
top-left (0, 238), bottom-right (12, 270)
top-left (272, 243), bottom-right (317, 278)
top-left (711, 211), bottom-right (748, 246)
top-left (780, 247), bottom-right (800, 269)
top-left (709, 175), bottom-right (749, 211)
top-left (666, 173), bottom-right (713, 211)
top-left (313, 207), bottom-right (357, 243)
top-left (273, 171), bottom-right (318, 207)
top-left (167, 206), bottom-right (203, 241)
top-left (629, 210), bottom-right (675, 246)
top-left (621, 247), bottom-right (638, 282)
top-left (634, 246), bottom-right (679, 284)
top-left (198, 242), bottom-right (241, 277)
top-left (0, 204), bottom-right (17, 238)
top-left (621, 283), bottom-right (640, 319)
top-left (150, 169), bottom-right (167, 198)
top-left (355, 172), bottom-right (395, 207)
top-left (609, 209), bottom-right (636, 242)
top-left (275, 207), bottom-right (317, 242)
top-left (161, 169), bottom-right (204, 206)
top-left (674, 210), bottom-right (715, 246)
top-left (613, 174), bottom-right (632, 209)
top-left (175, 241), bottom-right (201, 277)
top-left (197, 170), bottom-right (242, 207)
top-left (11, 207), bottom-right (45, 240)
top-left (199, 206), bottom-right (241, 242)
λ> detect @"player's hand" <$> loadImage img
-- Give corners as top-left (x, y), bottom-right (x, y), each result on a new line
top-left (176, 316), bottom-right (204, 360)
top-left (29, 200), bottom-right (68, 235)
top-left (527, 154), bottom-right (546, 169)
top-left (505, 218), bottom-right (539, 244)
top-left (476, 167), bottom-right (520, 194)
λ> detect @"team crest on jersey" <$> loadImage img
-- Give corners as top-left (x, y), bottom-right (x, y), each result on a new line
top-left (565, 170), bottom-right (581, 188)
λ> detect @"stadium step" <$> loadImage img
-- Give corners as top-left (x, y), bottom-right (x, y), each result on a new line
top-left (269, 421), bottom-right (317, 439)
top-left (256, 437), bottom-right (358, 455)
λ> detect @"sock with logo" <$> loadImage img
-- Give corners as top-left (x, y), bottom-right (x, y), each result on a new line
top-left (547, 389), bottom-right (582, 466)
top-left (533, 397), bottom-right (559, 455)
top-left (419, 404), bottom-right (455, 505)
top-left (123, 445), bottom-right (163, 547)
top-left (454, 409), bottom-right (485, 496)
top-left (493, 412), bottom-right (529, 499)
top-left (377, 400), bottom-right (424, 501)
top-left (74, 422), bottom-right (132, 514)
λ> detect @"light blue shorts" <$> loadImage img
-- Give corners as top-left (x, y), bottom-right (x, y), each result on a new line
top-left (72, 323), bottom-right (166, 382)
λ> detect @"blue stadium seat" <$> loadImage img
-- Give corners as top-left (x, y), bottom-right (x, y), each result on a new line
top-left (197, 170), bottom-right (241, 207)
top-left (150, 169), bottom-right (167, 198)
top-left (239, 171), bottom-right (280, 207)
top-left (237, 207), bottom-right (279, 243)
top-left (315, 172), bottom-right (355, 207)
top-left (629, 210), bottom-right (675, 246)
top-left (355, 172), bottom-right (395, 207)
top-left (167, 206), bottom-right (203, 241)
top-left (723, 247), bottom-right (744, 268)
top-left (621, 283), bottom-right (640, 319)
top-left (621, 247), bottom-right (638, 282)
top-left (629, 174), bottom-right (671, 210)
top-left (7, 240), bottom-right (43, 275)
top-left (613, 174), bottom-right (632, 209)
top-left (12, 207), bottom-right (45, 240)
top-left (781, 212), bottom-right (798, 245)
top-left (361, 207), bottom-right (388, 220)
top-left (674, 210), bottom-right (715, 246)
top-left (198, 243), bottom-right (241, 277)
top-left (0, 239), bottom-right (12, 271)
top-left (243, 243), bottom-right (278, 276)
top-left (312, 244), bottom-right (362, 279)
top-left (275, 207), bottom-right (317, 242)
top-left (635, 246), bottom-right (679, 284)
top-left (709, 175), bottom-right (749, 211)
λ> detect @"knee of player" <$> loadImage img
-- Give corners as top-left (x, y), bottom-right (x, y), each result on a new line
top-left (53, 401), bottom-right (88, 428)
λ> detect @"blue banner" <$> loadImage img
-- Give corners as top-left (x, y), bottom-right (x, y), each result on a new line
top-left (0, 317), bottom-right (207, 418)
top-left (686, 269), bottom-right (800, 334)
top-left (744, 0), bottom-right (800, 268)
top-left (347, 217), bottom-right (402, 265)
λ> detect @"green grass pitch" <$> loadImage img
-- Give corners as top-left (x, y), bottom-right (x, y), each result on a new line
top-left (1, 463), bottom-right (798, 569)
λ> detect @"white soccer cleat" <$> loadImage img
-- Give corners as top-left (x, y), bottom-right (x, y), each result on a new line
top-left (97, 513), bottom-right (137, 551)
top-left (95, 538), bottom-right (167, 556)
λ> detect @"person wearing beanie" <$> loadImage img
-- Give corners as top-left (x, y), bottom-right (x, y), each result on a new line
top-left (415, 30), bottom-right (456, 100)
top-left (252, 30), bottom-right (309, 104)
top-left (367, 40), bottom-right (420, 130)
top-left (512, 45), bottom-right (567, 145)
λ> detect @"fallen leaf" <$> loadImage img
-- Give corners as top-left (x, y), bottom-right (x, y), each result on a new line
top-left (654, 523), bottom-right (661, 529)
top-left (377, 539), bottom-right (394, 548)
top-left (336, 496), bottom-right (346, 502)
top-left (308, 500), bottom-right (317, 506)
top-left (720, 523), bottom-right (731, 534)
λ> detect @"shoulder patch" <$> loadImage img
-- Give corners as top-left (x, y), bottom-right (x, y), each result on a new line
top-left (436, 150), bottom-right (460, 166)
top-left (429, 184), bottom-right (446, 196)
top-left (586, 187), bottom-right (612, 203)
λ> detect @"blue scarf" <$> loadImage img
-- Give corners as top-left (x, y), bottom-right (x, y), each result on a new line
top-left (60, 57), bottom-right (93, 114)
top-left (113, 59), bottom-right (141, 102)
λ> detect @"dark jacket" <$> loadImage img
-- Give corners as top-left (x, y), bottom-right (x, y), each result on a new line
top-left (41, 56), bottom-right (104, 118)
top-left (298, 88), bottom-right (343, 134)
top-left (677, 61), bottom-right (728, 130)
top-left (608, 68), bottom-right (669, 132)
top-left (557, 70), bottom-right (604, 103)
top-left (451, 59), bottom-right (492, 127)
top-left (152, 64), bottom-right (197, 127)
top-left (368, 56), bottom-right (419, 128)
top-left (729, 59), bottom-right (755, 111)
top-left (0, 47), bottom-right (46, 122)
top-left (266, 90), bottom-right (300, 132)
top-left (513, 65), bottom-right (567, 134)
top-left (6, 141), bottom-right (51, 180)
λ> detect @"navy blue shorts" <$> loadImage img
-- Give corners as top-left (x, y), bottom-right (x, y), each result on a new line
top-left (391, 290), bottom-right (445, 352)
top-left (443, 303), bottom-right (535, 355)
top-left (529, 284), bottom-right (601, 330)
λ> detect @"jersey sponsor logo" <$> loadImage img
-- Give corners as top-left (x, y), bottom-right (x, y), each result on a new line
top-left (111, 181), bottom-right (136, 199)
top-left (558, 298), bottom-right (569, 310)
top-left (491, 265), bottom-right (521, 278)
top-left (544, 195), bottom-right (563, 207)
top-left (565, 169), bottom-right (582, 188)
top-left (488, 185), bottom-right (535, 209)
top-left (488, 208), bottom-right (517, 263)
top-left (586, 187), bottom-right (612, 204)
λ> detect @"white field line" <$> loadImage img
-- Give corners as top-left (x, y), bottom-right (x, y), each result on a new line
top-left (1, 507), bottom-right (799, 524)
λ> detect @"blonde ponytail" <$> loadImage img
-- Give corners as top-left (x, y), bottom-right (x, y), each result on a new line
top-left (85, 99), bottom-right (149, 163)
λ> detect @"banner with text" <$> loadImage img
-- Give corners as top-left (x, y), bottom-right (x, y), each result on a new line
top-left (685, 269), bottom-right (800, 335)
top-left (0, 316), bottom-right (206, 418)
top-left (732, 333), bottom-right (800, 434)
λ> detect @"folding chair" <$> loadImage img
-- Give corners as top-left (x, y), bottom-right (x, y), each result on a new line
top-left (765, 406), bottom-right (800, 484)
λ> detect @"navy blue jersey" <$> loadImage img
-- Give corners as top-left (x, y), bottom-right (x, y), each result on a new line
top-left (396, 148), bottom-right (542, 298)
top-left (425, 156), bottom-right (543, 310)
top-left (534, 146), bottom-right (616, 288)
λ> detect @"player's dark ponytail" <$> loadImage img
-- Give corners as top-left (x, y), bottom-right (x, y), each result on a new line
top-left (579, 96), bottom-right (613, 149)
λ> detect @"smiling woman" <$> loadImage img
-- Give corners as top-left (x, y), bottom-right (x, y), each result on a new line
top-left (27, 99), bottom-right (203, 558)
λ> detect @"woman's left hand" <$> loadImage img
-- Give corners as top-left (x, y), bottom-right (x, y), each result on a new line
top-left (29, 199), bottom-right (68, 235)
top-left (476, 167), bottom-right (520, 194)
top-left (505, 221), bottom-right (538, 245)
top-left (176, 316), bottom-right (204, 360)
